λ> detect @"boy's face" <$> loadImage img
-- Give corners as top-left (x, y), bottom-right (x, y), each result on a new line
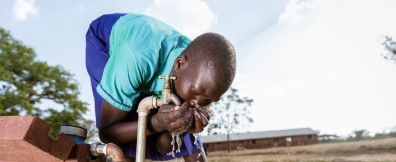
top-left (173, 64), bottom-right (228, 107)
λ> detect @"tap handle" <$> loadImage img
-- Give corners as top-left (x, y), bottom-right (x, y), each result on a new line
top-left (159, 76), bottom-right (176, 81)
top-left (159, 76), bottom-right (176, 89)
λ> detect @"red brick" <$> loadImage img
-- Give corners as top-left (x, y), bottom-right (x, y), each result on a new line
top-left (65, 144), bottom-right (90, 162)
top-left (0, 116), bottom-right (75, 161)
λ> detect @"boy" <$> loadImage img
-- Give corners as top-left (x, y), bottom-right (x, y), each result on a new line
top-left (86, 13), bottom-right (236, 162)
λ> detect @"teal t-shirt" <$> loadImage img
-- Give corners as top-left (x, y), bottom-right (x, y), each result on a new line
top-left (96, 14), bottom-right (191, 111)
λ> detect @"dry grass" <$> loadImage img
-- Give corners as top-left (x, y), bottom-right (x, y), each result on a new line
top-left (207, 137), bottom-right (396, 162)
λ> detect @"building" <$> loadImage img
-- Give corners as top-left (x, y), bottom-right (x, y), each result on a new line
top-left (200, 127), bottom-right (318, 152)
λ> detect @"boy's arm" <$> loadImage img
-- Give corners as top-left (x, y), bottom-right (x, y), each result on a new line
top-left (98, 100), bottom-right (194, 145)
top-left (98, 100), bottom-right (144, 144)
top-left (183, 149), bottom-right (208, 162)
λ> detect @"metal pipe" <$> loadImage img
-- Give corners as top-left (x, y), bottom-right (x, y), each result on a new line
top-left (136, 76), bottom-right (180, 162)
top-left (135, 96), bottom-right (155, 162)
top-left (90, 143), bottom-right (124, 162)
top-left (171, 93), bottom-right (181, 106)
top-left (200, 147), bottom-right (208, 162)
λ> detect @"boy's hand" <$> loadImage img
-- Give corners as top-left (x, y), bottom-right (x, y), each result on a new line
top-left (189, 105), bottom-right (211, 133)
top-left (151, 102), bottom-right (194, 134)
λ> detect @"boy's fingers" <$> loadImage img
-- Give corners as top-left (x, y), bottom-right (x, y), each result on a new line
top-left (171, 109), bottom-right (194, 132)
top-left (179, 102), bottom-right (190, 111)
top-left (206, 107), bottom-right (212, 113)
top-left (159, 104), bottom-right (176, 113)
top-left (177, 123), bottom-right (190, 134)
top-left (173, 103), bottom-right (189, 118)
top-left (180, 108), bottom-right (193, 121)
top-left (171, 120), bottom-right (184, 130)
top-left (193, 111), bottom-right (203, 133)
top-left (158, 102), bottom-right (204, 133)
top-left (182, 110), bottom-right (194, 130)
top-left (165, 103), bottom-right (187, 122)
top-left (196, 106), bottom-right (210, 121)
top-left (199, 112), bottom-right (209, 127)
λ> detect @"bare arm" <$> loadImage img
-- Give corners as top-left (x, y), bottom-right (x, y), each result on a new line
top-left (98, 100), bottom-right (195, 145)
top-left (98, 100), bottom-right (163, 144)
top-left (183, 148), bottom-right (208, 162)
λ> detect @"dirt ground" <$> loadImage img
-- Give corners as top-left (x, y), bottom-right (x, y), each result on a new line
top-left (205, 137), bottom-right (396, 162)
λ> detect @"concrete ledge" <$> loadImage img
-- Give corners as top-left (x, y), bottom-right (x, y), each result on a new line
top-left (0, 116), bottom-right (75, 161)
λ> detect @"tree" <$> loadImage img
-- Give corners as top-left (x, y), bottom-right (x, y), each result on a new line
top-left (347, 129), bottom-right (370, 141)
top-left (381, 36), bottom-right (396, 63)
top-left (0, 27), bottom-right (91, 139)
top-left (204, 87), bottom-right (253, 152)
top-left (205, 88), bottom-right (253, 135)
top-left (205, 87), bottom-right (253, 152)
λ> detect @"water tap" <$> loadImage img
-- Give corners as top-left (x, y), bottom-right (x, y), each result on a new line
top-left (159, 75), bottom-right (176, 89)
top-left (156, 76), bottom-right (180, 106)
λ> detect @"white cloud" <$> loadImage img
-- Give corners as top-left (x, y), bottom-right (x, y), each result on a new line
top-left (279, 0), bottom-right (336, 26)
top-left (145, 0), bottom-right (216, 39)
top-left (13, 0), bottom-right (38, 21)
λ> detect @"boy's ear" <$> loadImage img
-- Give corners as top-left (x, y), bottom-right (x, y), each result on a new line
top-left (174, 55), bottom-right (188, 71)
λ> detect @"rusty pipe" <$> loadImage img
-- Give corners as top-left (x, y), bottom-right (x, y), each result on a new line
top-left (90, 143), bottom-right (124, 162)
top-left (136, 76), bottom-right (180, 162)
top-left (107, 143), bottom-right (124, 162)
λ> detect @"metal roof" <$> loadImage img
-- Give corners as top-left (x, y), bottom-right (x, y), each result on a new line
top-left (200, 127), bottom-right (318, 143)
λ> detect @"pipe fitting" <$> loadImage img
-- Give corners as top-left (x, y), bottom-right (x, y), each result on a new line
top-left (106, 143), bottom-right (124, 162)
top-left (90, 143), bottom-right (124, 162)
top-left (137, 96), bottom-right (157, 115)
top-left (89, 143), bottom-right (104, 156)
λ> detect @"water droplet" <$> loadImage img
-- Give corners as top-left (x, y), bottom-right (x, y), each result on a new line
top-left (167, 132), bottom-right (183, 158)
top-left (197, 152), bottom-right (202, 160)
top-left (193, 133), bottom-right (199, 148)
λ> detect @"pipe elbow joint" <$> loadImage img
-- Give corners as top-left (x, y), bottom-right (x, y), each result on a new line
top-left (137, 96), bottom-right (157, 114)
top-left (90, 143), bottom-right (124, 162)
top-left (106, 143), bottom-right (125, 162)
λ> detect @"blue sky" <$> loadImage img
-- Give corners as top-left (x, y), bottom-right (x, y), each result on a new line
top-left (2, 0), bottom-right (396, 137)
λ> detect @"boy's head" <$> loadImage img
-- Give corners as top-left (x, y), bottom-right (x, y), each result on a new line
top-left (171, 32), bottom-right (236, 107)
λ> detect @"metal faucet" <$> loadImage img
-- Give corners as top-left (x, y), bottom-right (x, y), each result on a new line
top-left (135, 75), bottom-right (181, 162)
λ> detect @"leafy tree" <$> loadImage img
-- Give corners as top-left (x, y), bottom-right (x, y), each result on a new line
top-left (380, 36), bottom-right (396, 139)
top-left (347, 129), bottom-right (370, 141)
top-left (381, 36), bottom-right (396, 63)
top-left (205, 87), bottom-right (253, 135)
top-left (0, 27), bottom-right (91, 139)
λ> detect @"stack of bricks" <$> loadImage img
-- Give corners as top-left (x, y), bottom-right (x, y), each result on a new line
top-left (0, 116), bottom-right (103, 162)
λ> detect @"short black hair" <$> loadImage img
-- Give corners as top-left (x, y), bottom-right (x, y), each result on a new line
top-left (182, 32), bottom-right (236, 87)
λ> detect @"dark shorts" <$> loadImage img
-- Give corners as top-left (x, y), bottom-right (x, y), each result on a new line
top-left (85, 13), bottom-right (202, 161)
